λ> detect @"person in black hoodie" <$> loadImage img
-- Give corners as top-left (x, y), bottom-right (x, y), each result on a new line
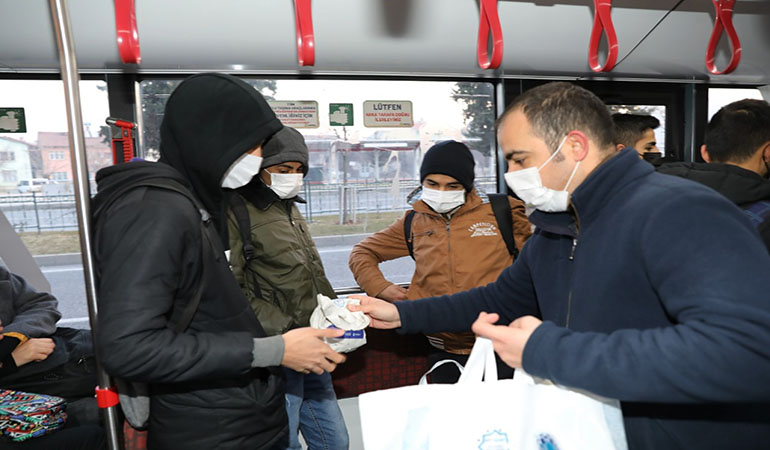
top-left (659, 98), bottom-right (770, 250)
top-left (91, 73), bottom-right (345, 450)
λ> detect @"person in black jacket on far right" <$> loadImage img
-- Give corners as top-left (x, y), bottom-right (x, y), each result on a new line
top-left (658, 98), bottom-right (770, 251)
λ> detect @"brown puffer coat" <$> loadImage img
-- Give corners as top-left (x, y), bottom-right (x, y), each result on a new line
top-left (348, 189), bottom-right (532, 354)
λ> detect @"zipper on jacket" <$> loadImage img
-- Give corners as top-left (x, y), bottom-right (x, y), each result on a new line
top-left (565, 203), bottom-right (581, 328)
top-left (445, 219), bottom-right (455, 289)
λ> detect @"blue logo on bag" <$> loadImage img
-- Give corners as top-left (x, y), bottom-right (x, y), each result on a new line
top-left (327, 325), bottom-right (364, 339)
top-left (333, 297), bottom-right (347, 308)
top-left (537, 433), bottom-right (559, 450)
top-left (478, 429), bottom-right (509, 450)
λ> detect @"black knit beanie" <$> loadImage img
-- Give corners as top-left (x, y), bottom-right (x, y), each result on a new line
top-left (419, 140), bottom-right (475, 191)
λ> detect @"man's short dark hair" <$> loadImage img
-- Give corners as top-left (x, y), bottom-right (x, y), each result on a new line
top-left (611, 114), bottom-right (660, 149)
top-left (704, 99), bottom-right (770, 164)
top-left (497, 82), bottom-right (615, 153)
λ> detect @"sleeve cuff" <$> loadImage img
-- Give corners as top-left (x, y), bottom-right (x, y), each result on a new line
top-left (521, 321), bottom-right (563, 379)
top-left (250, 335), bottom-right (285, 368)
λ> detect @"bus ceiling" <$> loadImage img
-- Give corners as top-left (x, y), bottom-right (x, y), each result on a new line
top-left (0, 0), bottom-right (769, 85)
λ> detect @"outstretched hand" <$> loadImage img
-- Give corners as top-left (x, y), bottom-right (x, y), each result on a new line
top-left (471, 312), bottom-right (542, 369)
top-left (347, 294), bottom-right (402, 329)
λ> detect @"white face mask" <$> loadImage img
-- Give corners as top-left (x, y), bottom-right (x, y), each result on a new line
top-left (504, 136), bottom-right (580, 214)
top-left (268, 172), bottom-right (303, 199)
top-left (221, 154), bottom-right (263, 189)
top-left (421, 187), bottom-right (466, 213)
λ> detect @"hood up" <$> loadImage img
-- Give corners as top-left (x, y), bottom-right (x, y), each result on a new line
top-left (157, 73), bottom-right (283, 235)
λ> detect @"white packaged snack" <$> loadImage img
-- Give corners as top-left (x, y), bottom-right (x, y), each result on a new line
top-left (309, 294), bottom-right (370, 353)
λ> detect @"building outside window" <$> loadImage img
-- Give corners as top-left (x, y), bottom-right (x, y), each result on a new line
top-left (50, 172), bottom-right (68, 181)
top-left (0, 151), bottom-right (15, 161)
top-left (49, 151), bottom-right (65, 160)
top-left (1, 170), bottom-right (17, 182)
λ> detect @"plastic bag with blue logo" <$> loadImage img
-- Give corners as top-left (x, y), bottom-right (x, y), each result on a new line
top-left (309, 294), bottom-right (370, 353)
top-left (359, 337), bottom-right (627, 450)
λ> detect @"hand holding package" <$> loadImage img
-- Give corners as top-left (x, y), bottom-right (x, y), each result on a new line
top-left (309, 294), bottom-right (370, 353)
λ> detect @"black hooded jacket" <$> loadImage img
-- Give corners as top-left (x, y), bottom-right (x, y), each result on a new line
top-left (658, 161), bottom-right (770, 251)
top-left (92, 73), bottom-right (286, 450)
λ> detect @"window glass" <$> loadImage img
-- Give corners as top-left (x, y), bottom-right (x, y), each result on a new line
top-left (0, 79), bottom-right (111, 329)
top-left (607, 104), bottom-right (667, 156)
top-left (139, 79), bottom-right (496, 289)
top-left (708, 88), bottom-right (764, 120)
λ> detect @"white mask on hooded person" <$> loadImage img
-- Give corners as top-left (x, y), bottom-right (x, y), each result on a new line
top-left (421, 187), bottom-right (466, 214)
top-left (268, 172), bottom-right (303, 199)
top-left (221, 154), bottom-right (263, 189)
top-left (503, 135), bottom-right (581, 214)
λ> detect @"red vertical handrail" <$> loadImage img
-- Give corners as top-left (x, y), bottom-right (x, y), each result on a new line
top-left (294, 0), bottom-right (315, 66)
top-left (588, 0), bottom-right (618, 72)
top-left (706, 0), bottom-right (741, 75)
top-left (477, 0), bottom-right (504, 70)
top-left (115, 0), bottom-right (141, 64)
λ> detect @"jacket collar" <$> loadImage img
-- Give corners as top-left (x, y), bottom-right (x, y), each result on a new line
top-left (528, 148), bottom-right (652, 236)
top-left (236, 177), bottom-right (305, 211)
top-left (657, 161), bottom-right (770, 206)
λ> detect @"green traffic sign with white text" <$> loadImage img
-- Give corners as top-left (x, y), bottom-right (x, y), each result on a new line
top-left (0, 108), bottom-right (26, 133)
top-left (329, 103), bottom-right (353, 126)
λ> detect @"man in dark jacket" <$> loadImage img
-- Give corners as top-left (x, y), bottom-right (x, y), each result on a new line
top-left (228, 127), bottom-right (348, 449)
top-left (92, 73), bottom-right (345, 450)
top-left (351, 82), bottom-right (770, 449)
top-left (658, 98), bottom-right (770, 250)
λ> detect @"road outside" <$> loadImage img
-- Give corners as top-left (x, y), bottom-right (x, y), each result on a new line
top-left (42, 237), bottom-right (415, 329)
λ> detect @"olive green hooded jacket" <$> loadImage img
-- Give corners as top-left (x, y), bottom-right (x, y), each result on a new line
top-left (227, 179), bottom-right (335, 336)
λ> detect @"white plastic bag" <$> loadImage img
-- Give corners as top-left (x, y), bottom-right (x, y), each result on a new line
top-left (309, 294), bottom-right (369, 353)
top-left (359, 337), bottom-right (628, 450)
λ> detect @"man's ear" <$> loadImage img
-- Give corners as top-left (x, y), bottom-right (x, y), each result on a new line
top-left (762, 142), bottom-right (770, 163)
top-left (615, 144), bottom-right (625, 152)
top-left (700, 145), bottom-right (711, 163)
top-left (566, 130), bottom-right (590, 161)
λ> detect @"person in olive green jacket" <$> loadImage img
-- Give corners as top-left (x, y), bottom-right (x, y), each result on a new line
top-left (227, 127), bottom-right (349, 450)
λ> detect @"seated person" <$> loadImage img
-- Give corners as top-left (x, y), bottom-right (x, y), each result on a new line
top-left (348, 140), bottom-right (532, 383)
top-left (0, 264), bottom-right (103, 449)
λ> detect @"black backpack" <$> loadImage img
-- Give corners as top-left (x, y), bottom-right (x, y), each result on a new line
top-left (404, 193), bottom-right (518, 259)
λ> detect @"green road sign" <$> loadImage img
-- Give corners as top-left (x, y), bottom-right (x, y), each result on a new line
top-left (329, 103), bottom-right (353, 126)
top-left (0, 108), bottom-right (26, 133)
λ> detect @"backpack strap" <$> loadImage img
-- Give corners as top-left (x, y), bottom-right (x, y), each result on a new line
top-left (488, 193), bottom-right (518, 259)
top-left (403, 210), bottom-right (416, 260)
top-left (228, 193), bottom-right (264, 301)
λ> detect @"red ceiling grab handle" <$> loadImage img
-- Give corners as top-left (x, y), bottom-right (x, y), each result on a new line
top-left (588, 0), bottom-right (618, 72)
top-left (477, 0), bottom-right (503, 70)
top-left (706, 0), bottom-right (741, 75)
top-left (114, 0), bottom-right (141, 64)
top-left (294, 0), bottom-right (315, 66)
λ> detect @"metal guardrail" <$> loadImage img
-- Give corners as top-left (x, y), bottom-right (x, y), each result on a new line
top-left (0, 177), bottom-right (498, 232)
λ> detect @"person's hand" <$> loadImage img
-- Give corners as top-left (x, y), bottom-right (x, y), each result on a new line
top-left (471, 312), bottom-right (542, 368)
top-left (12, 338), bottom-right (55, 367)
top-left (281, 327), bottom-right (347, 375)
top-left (378, 284), bottom-right (408, 302)
top-left (347, 295), bottom-right (402, 329)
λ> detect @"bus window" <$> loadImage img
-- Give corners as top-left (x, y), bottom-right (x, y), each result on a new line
top-left (0, 79), bottom-right (111, 330)
top-left (139, 78), bottom-right (497, 290)
top-left (708, 88), bottom-right (764, 120)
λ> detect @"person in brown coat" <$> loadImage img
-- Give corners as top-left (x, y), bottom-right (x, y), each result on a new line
top-left (348, 140), bottom-right (532, 382)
